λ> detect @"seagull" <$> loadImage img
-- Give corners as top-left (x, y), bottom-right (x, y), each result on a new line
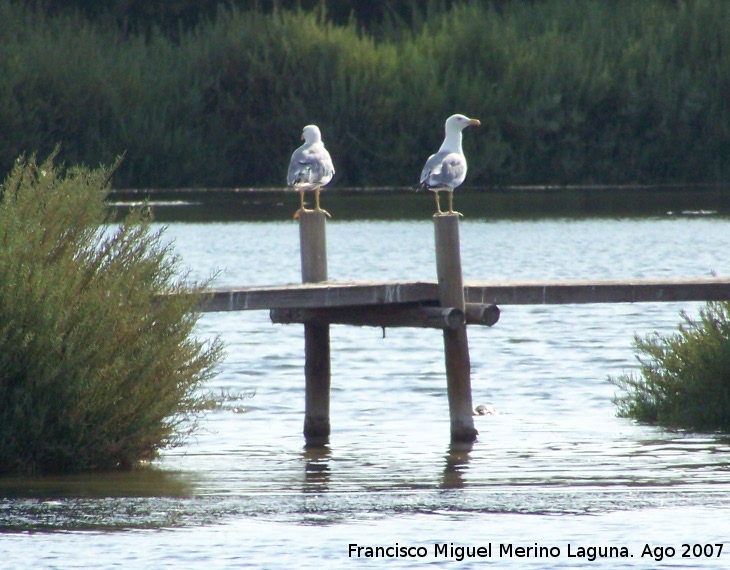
top-left (287, 124), bottom-right (335, 217)
top-left (419, 114), bottom-right (480, 216)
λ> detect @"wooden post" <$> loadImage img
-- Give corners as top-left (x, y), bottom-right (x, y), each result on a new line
top-left (434, 214), bottom-right (478, 443)
top-left (299, 210), bottom-right (330, 446)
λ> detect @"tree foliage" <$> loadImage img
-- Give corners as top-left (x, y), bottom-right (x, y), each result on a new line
top-left (0, 151), bottom-right (223, 473)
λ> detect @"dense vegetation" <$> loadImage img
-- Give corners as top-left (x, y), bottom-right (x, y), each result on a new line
top-left (610, 302), bottom-right (730, 431)
top-left (1, 0), bottom-right (729, 189)
top-left (0, 152), bottom-right (223, 473)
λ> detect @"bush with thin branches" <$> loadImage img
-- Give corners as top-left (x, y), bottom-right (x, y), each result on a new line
top-left (0, 151), bottom-right (223, 473)
top-left (610, 301), bottom-right (730, 431)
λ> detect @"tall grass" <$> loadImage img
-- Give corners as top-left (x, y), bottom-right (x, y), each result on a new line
top-left (1, 0), bottom-right (729, 188)
top-left (0, 150), bottom-right (224, 473)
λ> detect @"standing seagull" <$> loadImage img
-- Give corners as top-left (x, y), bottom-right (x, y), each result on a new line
top-left (419, 114), bottom-right (480, 216)
top-left (287, 124), bottom-right (335, 217)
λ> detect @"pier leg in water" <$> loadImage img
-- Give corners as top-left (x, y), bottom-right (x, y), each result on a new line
top-left (434, 213), bottom-right (478, 443)
top-left (299, 210), bottom-right (331, 446)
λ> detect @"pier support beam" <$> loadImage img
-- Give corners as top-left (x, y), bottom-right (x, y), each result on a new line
top-left (299, 210), bottom-right (330, 446)
top-left (271, 304), bottom-right (466, 329)
top-left (434, 214), bottom-right (478, 443)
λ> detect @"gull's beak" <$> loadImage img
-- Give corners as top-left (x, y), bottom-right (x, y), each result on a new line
top-left (469, 119), bottom-right (481, 127)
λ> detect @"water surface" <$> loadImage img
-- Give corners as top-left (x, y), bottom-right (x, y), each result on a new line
top-left (2, 215), bottom-right (730, 568)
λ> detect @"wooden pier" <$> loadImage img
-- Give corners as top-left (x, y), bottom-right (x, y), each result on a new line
top-left (196, 212), bottom-right (730, 446)
top-left (203, 275), bottom-right (730, 312)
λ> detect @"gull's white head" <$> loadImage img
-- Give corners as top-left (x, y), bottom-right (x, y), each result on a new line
top-left (438, 114), bottom-right (480, 153)
top-left (301, 124), bottom-right (322, 144)
top-left (445, 114), bottom-right (481, 133)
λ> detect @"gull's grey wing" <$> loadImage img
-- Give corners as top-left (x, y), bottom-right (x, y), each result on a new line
top-left (419, 151), bottom-right (467, 190)
top-left (288, 144), bottom-right (335, 188)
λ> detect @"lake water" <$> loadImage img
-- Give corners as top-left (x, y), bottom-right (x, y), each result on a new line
top-left (2, 213), bottom-right (730, 568)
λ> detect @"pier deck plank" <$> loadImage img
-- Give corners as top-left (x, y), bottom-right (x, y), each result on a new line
top-left (200, 277), bottom-right (730, 312)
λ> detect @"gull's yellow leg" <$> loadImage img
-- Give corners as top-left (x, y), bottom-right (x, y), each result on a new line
top-left (434, 190), bottom-right (443, 215)
top-left (447, 191), bottom-right (463, 217)
top-left (314, 187), bottom-right (331, 218)
top-left (293, 189), bottom-right (308, 219)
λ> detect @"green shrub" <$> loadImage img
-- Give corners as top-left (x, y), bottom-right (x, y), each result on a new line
top-left (610, 301), bottom-right (730, 431)
top-left (0, 151), bottom-right (223, 473)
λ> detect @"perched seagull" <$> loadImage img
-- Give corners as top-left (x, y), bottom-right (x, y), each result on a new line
top-left (419, 114), bottom-right (480, 216)
top-left (287, 124), bottom-right (335, 217)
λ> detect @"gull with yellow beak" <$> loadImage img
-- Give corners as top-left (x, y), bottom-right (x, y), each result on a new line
top-left (419, 114), bottom-right (480, 216)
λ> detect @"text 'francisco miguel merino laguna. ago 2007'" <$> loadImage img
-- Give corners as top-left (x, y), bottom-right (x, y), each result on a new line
top-left (347, 542), bottom-right (724, 562)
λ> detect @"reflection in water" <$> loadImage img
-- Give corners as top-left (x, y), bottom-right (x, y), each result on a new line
top-left (302, 446), bottom-right (332, 493)
top-left (441, 442), bottom-right (474, 489)
top-left (0, 468), bottom-right (200, 532)
top-left (0, 467), bottom-right (195, 500)
top-left (107, 186), bottom-right (730, 222)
